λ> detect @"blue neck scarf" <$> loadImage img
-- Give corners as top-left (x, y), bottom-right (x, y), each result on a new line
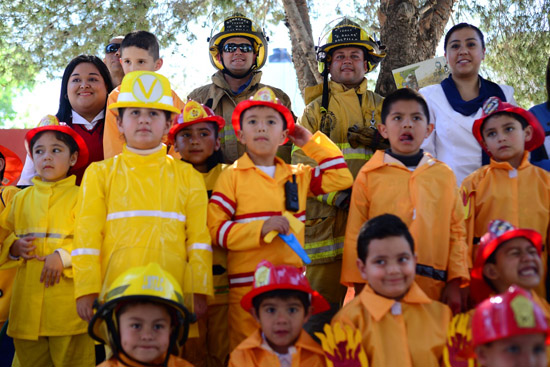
top-left (441, 74), bottom-right (506, 116)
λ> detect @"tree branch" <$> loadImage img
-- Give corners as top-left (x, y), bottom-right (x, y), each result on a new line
top-left (281, 0), bottom-right (323, 84)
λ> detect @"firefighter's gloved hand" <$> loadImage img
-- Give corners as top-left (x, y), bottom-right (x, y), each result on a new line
top-left (333, 189), bottom-right (351, 210)
top-left (347, 124), bottom-right (389, 150)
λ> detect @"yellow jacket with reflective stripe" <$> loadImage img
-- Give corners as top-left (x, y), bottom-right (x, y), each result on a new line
top-left (461, 153), bottom-right (550, 298)
top-left (188, 71), bottom-right (292, 164)
top-left (208, 131), bottom-right (353, 280)
top-left (73, 145), bottom-right (212, 299)
top-left (291, 78), bottom-right (384, 264)
top-left (0, 176), bottom-right (88, 339)
top-left (341, 151), bottom-right (470, 300)
top-left (0, 185), bottom-right (20, 324)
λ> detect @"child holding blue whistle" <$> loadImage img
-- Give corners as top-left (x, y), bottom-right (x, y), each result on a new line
top-left (207, 87), bottom-right (353, 351)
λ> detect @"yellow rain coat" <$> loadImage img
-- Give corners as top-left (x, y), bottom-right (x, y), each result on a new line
top-left (341, 150), bottom-right (469, 300)
top-left (72, 145), bottom-right (212, 299)
top-left (0, 176), bottom-right (87, 339)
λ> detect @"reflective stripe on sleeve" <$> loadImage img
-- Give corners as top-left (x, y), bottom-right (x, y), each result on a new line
top-left (106, 210), bottom-right (186, 222)
top-left (71, 248), bottom-right (101, 256)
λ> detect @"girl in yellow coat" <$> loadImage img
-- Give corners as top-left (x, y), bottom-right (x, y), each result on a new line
top-left (0, 118), bottom-right (94, 366)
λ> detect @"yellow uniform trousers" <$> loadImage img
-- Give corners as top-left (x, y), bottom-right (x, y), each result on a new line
top-left (13, 333), bottom-right (94, 367)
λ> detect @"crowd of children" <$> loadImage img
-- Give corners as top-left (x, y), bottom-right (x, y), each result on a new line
top-left (1, 12), bottom-right (550, 367)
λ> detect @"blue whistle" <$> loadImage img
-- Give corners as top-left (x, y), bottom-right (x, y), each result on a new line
top-left (278, 233), bottom-right (311, 264)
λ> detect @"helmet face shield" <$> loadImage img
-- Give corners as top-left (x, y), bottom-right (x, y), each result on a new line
top-left (208, 13), bottom-right (268, 73)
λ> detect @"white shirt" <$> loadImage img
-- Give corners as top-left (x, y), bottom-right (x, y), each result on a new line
top-left (420, 83), bottom-right (516, 185)
top-left (71, 110), bottom-right (105, 130)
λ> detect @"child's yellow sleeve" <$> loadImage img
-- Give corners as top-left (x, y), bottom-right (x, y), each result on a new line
top-left (72, 163), bottom-right (107, 299)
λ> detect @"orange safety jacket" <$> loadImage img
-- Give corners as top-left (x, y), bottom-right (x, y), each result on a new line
top-left (228, 329), bottom-right (326, 367)
top-left (332, 282), bottom-right (451, 367)
top-left (208, 132), bottom-right (353, 290)
top-left (341, 150), bottom-right (469, 300)
top-left (461, 152), bottom-right (550, 298)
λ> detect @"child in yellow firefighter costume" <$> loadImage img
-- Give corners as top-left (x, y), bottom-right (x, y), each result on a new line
top-left (169, 101), bottom-right (228, 366)
top-left (0, 118), bottom-right (95, 366)
top-left (207, 87), bottom-right (353, 350)
top-left (333, 214), bottom-right (452, 367)
top-left (229, 260), bottom-right (329, 366)
top-left (341, 88), bottom-right (469, 312)
top-left (90, 263), bottom-right (195, 367)
top-left (443, 219), bottom-right (550, 367)
top-left (72, 71), bottom-right (212, 325)
top-left (472, 286), bottom-right (550, 367)
top-left (291, 17), bottom-right (387, 334)
top-left (0, 145), bottom-right (22, 365)
top-left (461, 96), bottom-right (549, 297)
top-left (0, 145), bottom-right (22, 330)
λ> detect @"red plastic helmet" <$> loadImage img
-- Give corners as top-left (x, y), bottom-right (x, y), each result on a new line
top-left (168, 100), bottom-right (225, 144)
top-left (472, 96), bottom-right (545, 154)
top-left (231, 87), bottom-right (295, 145)
top-left (470, 220), bottom-right (542, 305)
top-left (24, 115), bottom-right (90, 170)
top-left (472, 285), bottom-right (550, 347)
top-left (0, 145), bottom-right (23, 186)
top-left (240, 260), bottom-right (329, 314)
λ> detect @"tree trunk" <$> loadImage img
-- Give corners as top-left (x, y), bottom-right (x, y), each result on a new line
top-left (375, 0), bottom-right (456, 96)
top-left (282, 0), bottom-right (322, 99)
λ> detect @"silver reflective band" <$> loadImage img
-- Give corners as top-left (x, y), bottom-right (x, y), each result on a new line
top-left (107, 210), bottom-right (186, 222)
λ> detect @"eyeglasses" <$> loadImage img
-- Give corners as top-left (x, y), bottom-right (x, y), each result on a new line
top-left (222, 43), bottom-right (254, 53)
top-left (105, 43), bottom-right (121, 54)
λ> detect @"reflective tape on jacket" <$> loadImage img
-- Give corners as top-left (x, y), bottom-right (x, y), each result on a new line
top-left (106, 210), bottom-right (186, 222)
top-left (304, 236), bottom-right (345, 261)
top-left (228, 272), bottom-right (255, 288)
top-left (18, 232), bottom-right (73, 240)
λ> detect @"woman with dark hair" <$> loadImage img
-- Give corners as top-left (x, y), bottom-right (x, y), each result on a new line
top-left (19, 55), bottom-right (114, 185)
top-left (420, 23), bottom-right (516, 184)
top-left (530, 56), bottom-right (550, 164)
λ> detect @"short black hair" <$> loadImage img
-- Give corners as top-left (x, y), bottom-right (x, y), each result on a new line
top-left (118, 108), bottom-right (172, 122)
top-left (357, 214), bottom-right (415, 262)
top-left (239, 106), bottom-right (288, 130)
top-left (381, 88), bottom-right (430, 125)
top-left (121, 30), bottom-right (160, 60)
top-left (30, 130), bottom-right (79, 156)
top-left (481, 111), bottom-right (529, 139)
top-left (444, 23), bottom-right (485, 51)
top-left (252, 289), bottom-right (310, 315)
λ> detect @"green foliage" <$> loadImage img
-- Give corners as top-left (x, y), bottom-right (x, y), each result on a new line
top-left (458, 0), bottom-right (550, 107)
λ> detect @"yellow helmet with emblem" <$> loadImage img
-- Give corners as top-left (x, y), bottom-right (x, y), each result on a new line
top-left (88, 263), bottom-right (193, 364)
top-left (108, 71), bottom-right (180, 114)
top-left (316, 17), bottom-right (386, 74)
top-left (208, 12), bottom-right (268, 75)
